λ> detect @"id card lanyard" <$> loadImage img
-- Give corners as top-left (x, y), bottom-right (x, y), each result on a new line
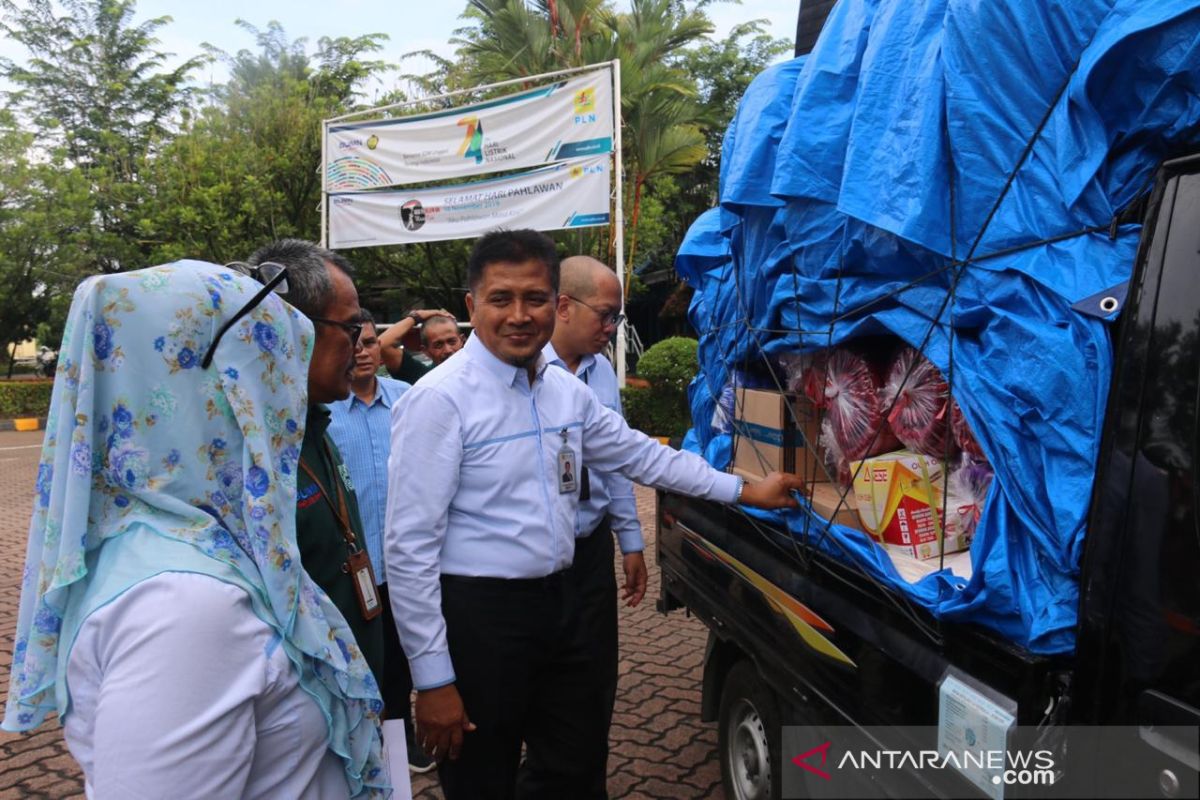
top-left (557, 427), bottom-right (578, 494)
top-left (299, 441), bottom-right (382, 621)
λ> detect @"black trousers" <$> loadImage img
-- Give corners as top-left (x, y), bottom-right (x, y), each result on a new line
top-left (437, 561), bottom-right (611, 800)
top-left (564, 518), bottom-right (619, 796)
top-left (378, 582), bottom-right (415, 726)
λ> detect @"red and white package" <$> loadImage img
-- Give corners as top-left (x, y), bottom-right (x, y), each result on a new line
top-left (803, 347), bottom-right (900, 465)
top-left (950, 399), bottom-right (986, 459)
top-left (882, 346), bottom-right (954, 457)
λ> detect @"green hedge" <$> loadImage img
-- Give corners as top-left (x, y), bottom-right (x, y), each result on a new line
top-left (635, 337), bottom-right (698, 392)
top-left (0, 381), bottom-right (53, 418)
top-left (623, 337), bottom-right (699, 438)
top-left (621, 386), bottom-right (692, 438)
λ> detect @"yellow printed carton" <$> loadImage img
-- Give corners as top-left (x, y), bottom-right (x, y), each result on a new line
top-left (850, 450), bottom-right (971, 560)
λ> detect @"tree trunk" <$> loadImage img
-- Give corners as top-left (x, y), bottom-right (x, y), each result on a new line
top-left (625, 176), bottom-right (645, 293)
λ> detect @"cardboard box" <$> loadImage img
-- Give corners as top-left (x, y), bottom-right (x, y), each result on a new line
top-left (809, 481), bottom-right (861, 529)
top-left (731, 388), bottom-right (824, 483)
top-left (849, 450), bottom-right (971, 560)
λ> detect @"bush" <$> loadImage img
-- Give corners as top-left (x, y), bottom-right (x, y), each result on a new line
top-left (635, 337), bottom-right (698, 393)
top-left (0, 380), bottom-right (53, 418)
top-left (622, 386), bottom-right (691, 439)
top-left (624, 337), bottom-right (699, 437)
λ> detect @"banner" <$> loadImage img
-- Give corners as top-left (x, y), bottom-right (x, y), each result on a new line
top-left (328, 156), bottom-right (611, 248)
top-left (326, 69), bottom-right (613, 190)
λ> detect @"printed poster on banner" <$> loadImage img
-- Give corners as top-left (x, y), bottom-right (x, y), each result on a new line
top-left (326, 69), bottom-right (613, 189)
top-left (327, 156), bottom-right (611, 248)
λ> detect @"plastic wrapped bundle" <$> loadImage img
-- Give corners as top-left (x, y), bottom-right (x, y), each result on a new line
top-left (945, 457), bottom-right (994, 541)
top-left (711, 381), bottom-right (737, 433)
top-left (803, 347), bottom-right (900, 464)
top-left (950, 399), bottom-right (987, 459)
top-left (818, 416), bottom-right (851, 486)
top-left (882, 346), bottom-right (955, 457)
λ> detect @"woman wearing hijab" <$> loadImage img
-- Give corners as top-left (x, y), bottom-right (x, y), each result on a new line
top-left (2, 261), bottom-right (388, 797)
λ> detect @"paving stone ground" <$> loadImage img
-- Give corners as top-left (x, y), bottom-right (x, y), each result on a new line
top-left (0, 430), bottom-right (724, 799)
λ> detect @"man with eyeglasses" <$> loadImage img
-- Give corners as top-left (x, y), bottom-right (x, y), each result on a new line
top-left (327, 310), bottom-right (436, 776)
top-left (543, 255), bottom-right (639, 796)
top-left (243, 241), bottom-right (386, 699)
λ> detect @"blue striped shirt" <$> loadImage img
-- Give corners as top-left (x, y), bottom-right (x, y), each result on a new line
top-left (544, 343), bottom-right (643, 553)
top-left (383, 334), bottom-right (739, 689)
top-left (327, 376), bottom-right (410, 584)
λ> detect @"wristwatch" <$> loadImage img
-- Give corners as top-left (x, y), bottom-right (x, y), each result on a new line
top-left (408, 311), bottom-right (423, 325)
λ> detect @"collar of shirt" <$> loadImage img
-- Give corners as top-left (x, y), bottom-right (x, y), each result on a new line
top-left (464, 330), bottom-right (550, 389)
top-left (542, 341), bottom-right (596, 380)
top-left (334, 376), bottom-right (409, 413)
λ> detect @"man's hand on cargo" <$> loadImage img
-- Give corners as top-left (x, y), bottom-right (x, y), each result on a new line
top-left (740, 472), bottom-right (806, 509)
top-left (621, 552), bottom-right (648, 607)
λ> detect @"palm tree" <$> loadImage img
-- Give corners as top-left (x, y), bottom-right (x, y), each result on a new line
top-left (455, 0), bottom-right (712, 274)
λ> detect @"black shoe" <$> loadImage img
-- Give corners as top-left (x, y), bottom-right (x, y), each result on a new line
top-left (407, 741), bottom-right (436, 774)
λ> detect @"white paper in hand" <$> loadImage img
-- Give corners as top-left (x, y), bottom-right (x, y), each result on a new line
top-left (381, 719), bottom-right (415, 800)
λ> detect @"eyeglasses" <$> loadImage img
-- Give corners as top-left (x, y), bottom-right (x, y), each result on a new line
top-left (201, 262), bottom-right (290, 369)
top-left (310, 316), bottom-right (364, 347)
top-left (566, 295), bottom-right (625, 328)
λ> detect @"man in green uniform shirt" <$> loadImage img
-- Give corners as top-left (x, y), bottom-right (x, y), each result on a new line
top-left (378, 309), bottom-right (464, 383)
top-left (247, 239), bottom-right (384, 684)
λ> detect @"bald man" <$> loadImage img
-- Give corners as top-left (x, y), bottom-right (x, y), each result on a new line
top-left (543, 256), bottom-right (643, 795)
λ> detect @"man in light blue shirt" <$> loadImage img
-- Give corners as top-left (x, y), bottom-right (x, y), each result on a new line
top-left (327, 311), bottom-right (434, 775)
top-left (383, 230), bottom-right (804, 800)
top-left (544, 255), bottom-right (643, 796)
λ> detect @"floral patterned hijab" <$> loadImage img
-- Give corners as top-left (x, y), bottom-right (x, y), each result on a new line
top-left (2, 261), bottom-right (386, 796)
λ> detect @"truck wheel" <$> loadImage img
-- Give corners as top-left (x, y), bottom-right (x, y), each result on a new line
top-left (718, 659), bottom-right (782, 800)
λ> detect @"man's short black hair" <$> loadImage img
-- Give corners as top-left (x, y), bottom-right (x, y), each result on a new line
top-left (467, 229), bottom-right (560, 294)
top-left (358, 308), bottom-right (376, 326)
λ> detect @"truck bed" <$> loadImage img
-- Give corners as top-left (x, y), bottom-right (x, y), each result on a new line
top-left (656, 490), bottom-right (1062, 732)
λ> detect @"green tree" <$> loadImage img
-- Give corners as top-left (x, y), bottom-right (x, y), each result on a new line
top-left (680, 20), bottom-right (791, 207)
top-left (0, 112), bottom-right (91, 370)
top-left (142, 22), bottom-right (390, 263)
top-left (454, 0), bottom-right (713, 277)
top-left (0, 0), bottom-right (202, 274)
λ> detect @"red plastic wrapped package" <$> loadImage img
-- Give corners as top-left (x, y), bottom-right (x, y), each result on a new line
top-left (802, 347), bottom-right (900, 465)
top-left (882, 346), bottom-right (954, 457)
top-left (950, 399), bottom-right (986, 459)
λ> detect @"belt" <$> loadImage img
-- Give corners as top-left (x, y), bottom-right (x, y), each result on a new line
top-left (441, 570), bottom-right (568, 590)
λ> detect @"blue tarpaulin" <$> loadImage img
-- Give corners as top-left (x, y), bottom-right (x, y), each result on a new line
top-left (678, 0), bottom-right (1200, 654)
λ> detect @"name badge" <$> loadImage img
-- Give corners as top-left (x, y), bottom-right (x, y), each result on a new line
top-left (558, 445), bottom-right (578, 494)
top-left (346, 548), bottom-right (382, 621)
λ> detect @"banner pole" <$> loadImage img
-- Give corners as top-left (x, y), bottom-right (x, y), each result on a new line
top-left (611, 59), bottom-right (626, 389)
top-left (320, 118), bottom-right (329, 248)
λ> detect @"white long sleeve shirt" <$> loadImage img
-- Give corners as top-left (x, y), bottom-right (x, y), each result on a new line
top-left (383, 335), bottom-right (739, 690)
top-left (543, 344), bottom-right (643, 551)
top-left (63, 572), bottom-right (348, 799)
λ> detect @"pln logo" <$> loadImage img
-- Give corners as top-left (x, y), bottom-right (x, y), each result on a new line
top-left (366, 134), bottom-right (379, 150)
top-left (457, 116), bottom-right (485, 164)
top-left (570, 162), bottom-right (605, 178)
top-left (573, 87), bottom-right (597, 125)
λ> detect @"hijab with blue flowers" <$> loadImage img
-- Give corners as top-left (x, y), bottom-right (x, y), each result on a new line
top-left (2, 261), bottom-right (387, 796)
